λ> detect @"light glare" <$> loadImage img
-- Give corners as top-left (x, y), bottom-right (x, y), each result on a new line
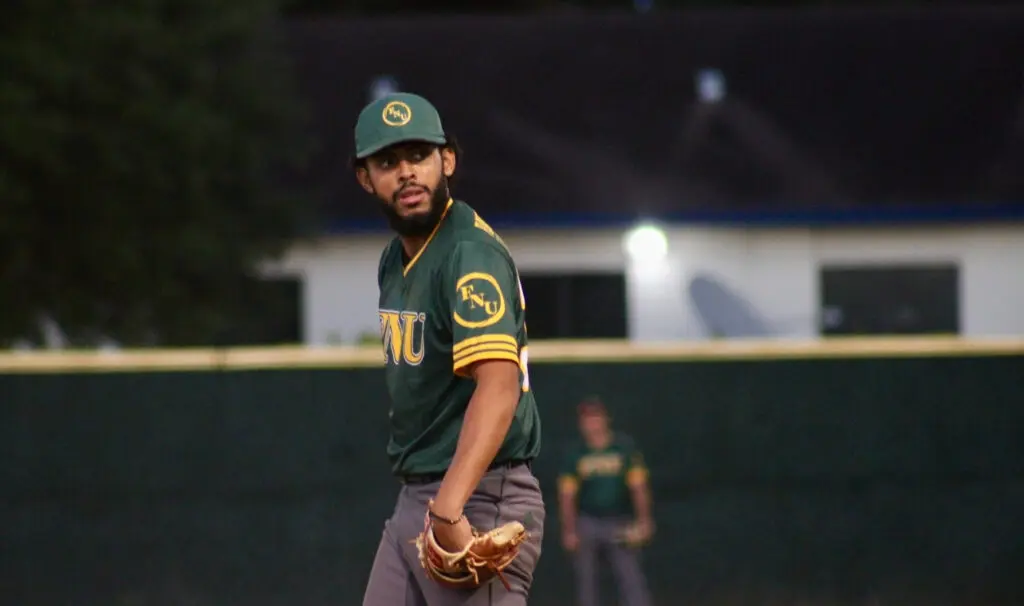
top-left (624, 224), bottom-right (668, 260)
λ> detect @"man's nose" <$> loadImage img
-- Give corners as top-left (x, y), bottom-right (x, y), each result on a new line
top-left (397, 159), bottom-right (415, 180)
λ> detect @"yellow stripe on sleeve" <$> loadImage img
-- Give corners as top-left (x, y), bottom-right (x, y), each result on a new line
top-left (558, 475), bottom-right (579, 494)
top-left (454, 342), bottom-right (518, 363)
top-left (452, 335), bottom-right (520, 376)
top-left (453, 350), bottom-right (520, 376)
top-left (626, 466), bottom-right (649, 487)
top-left (453, 334), bottom-right (518, 355)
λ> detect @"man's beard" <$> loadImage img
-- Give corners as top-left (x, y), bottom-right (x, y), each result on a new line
top-left (379, 176), bottom-right (450, 238)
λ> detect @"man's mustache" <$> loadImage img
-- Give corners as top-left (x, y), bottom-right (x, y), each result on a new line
top-left (392, 183), bottom-right (430, 202)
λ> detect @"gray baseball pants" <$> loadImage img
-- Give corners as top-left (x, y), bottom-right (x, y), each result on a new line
top-left (574, 515), bottom-right (653, 606)
top-left (362, 462), bottom-right (545, 606)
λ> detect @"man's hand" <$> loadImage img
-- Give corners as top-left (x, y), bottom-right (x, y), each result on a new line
top-left (618, 519), bottom-right (653, 549)
top-left (415, 506), bottom-right (528, 591)
top-left (634, 517), bottom-right (655, 543)
top-left (431, 514), bottom-right (475, 553)
top-left (561, 528), bottom-right (579, 552)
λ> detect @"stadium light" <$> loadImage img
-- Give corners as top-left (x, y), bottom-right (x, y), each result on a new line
top-left (623, 223), bottom-right (668, 261)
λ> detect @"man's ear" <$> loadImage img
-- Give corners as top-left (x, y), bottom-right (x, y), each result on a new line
top-left (441, 147), bottom-right (456, 178)
top-left (355, 166), bottom-right (374, 194)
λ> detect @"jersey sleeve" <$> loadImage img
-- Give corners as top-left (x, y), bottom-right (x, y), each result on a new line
top-left (446, 241), bottom-right (522, 377)
top-left (625, 443), bottom-right (649, 487)
top-left (558, 446), bottom-right (581, 493)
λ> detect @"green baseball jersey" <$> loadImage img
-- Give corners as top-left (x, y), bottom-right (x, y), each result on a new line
top-left (558, 433), bottom-right (647, 518)
top-left (376, 199), bottom-right (541, 477)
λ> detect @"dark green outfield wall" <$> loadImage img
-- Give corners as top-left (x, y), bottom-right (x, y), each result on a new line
top-left (2, 354), bottom-right (1023, 605)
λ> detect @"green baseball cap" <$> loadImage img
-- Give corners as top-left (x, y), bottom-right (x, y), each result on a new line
top-left (353, 92), bottom-right (447, 159)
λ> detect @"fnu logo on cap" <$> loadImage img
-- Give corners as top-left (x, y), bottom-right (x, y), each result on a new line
top-left (382, 101), bottom-right (412, 126)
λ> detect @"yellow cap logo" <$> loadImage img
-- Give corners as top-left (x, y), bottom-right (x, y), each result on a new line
top-left (382, 101), bottom-right (412, 127)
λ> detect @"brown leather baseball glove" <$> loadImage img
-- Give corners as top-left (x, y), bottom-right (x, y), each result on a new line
top-left (614, 520), bottom-right (653, 549)
top-left (414, 508), bottom-right (528, 590)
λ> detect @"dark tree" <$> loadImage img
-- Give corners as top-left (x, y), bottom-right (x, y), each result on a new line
top-left (0, 0), bottom-right (312, 347)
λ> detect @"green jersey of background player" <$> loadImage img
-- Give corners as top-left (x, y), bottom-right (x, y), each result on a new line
top-left (354, 91), bottom-right (545, 606)
top-left (558, 397), bottom-right (654, 606)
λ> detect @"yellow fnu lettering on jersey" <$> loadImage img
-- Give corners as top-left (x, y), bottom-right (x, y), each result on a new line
top-left (379, 309), bottom-right (427, 366)
top-left (577, 453), bottom-right (625, 478)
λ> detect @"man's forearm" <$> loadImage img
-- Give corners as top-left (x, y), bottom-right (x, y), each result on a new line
top-left (432, 375), bottom-right (519, 517)
top-left (630, 483), bottom-right (652, 524)
top-left (559, 493), bottom-right (577, 530)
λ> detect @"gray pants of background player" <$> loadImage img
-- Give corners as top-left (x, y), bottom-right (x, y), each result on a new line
top-left (362, 462), bottom-right (545, 606)
top-left (574, 515), bottom-right (653, 606)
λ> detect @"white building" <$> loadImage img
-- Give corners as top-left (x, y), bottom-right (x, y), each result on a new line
top-left (267, 223), bottom-right (1024, 346)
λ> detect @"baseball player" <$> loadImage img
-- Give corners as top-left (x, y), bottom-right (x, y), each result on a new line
top-left (353, 92), bottom-right (544, 606)
top-left (558, 398), bottom-right (654, 606)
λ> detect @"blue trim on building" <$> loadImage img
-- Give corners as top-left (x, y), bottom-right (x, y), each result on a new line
top-left (323, 204), bottom-right (1024, 235)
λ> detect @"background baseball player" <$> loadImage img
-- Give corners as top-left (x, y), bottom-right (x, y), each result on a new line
top-left (558, 397), bottom-right (654, 606)
top-left (353, 92), bottom-right (545, 605)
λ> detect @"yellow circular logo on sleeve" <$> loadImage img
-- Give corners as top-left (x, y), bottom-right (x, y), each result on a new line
top-left (453, 272), bottom-right (506, 329)
top-left (381, 101), bottom-right (412, 126)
